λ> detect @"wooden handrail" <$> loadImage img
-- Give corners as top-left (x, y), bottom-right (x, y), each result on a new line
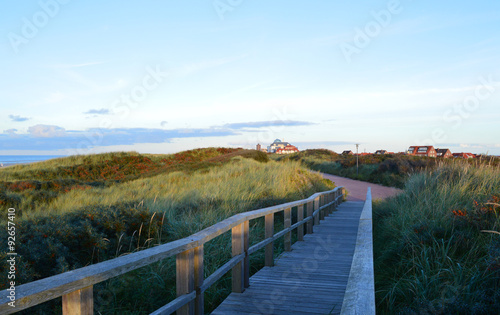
top-left (340, 187), bottom-right (375, 315)
top-left (0, 186), bottom-right (344, 315)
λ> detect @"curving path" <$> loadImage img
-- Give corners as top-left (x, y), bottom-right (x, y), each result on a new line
top-left (321, 173), bottom-right (402, 201)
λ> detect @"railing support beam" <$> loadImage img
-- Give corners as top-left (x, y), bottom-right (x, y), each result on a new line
top-left (297, 204), bottom-right (304, 241)
top-left (284, 208), bottom-right (291, 251)
top-left (194, 245), bottom-right (204, 315)
top-left (244, 220), bottom-right (250, 288)
top-left (307, 201), bottom-right (313, 234)
top-left (177, 249), bottom-right (195, 315)
top-left (314, 197), bottom-right (320, 226)
top-left (265, 213), bottom-right (274, 266)
top-left (232, 223), bottom-right (245, 293)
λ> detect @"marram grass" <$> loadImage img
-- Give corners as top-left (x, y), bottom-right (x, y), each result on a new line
top-left (374, 162), bottom-right (500, 314)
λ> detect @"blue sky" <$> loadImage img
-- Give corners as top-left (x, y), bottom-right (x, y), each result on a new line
top-left (1, 0), bottom-right (500, 155)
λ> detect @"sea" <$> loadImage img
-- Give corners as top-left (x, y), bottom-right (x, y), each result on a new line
top-left (0, 155), bottom-right (65, 167)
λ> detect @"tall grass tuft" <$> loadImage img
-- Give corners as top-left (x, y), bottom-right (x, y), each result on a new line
top-left (374, 161), bottom-right (500, 314)
top-left (0, 151), bottom-right (333, 313)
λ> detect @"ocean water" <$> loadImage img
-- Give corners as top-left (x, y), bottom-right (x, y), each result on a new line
top-left (0, 155), bottom-right (65, 167)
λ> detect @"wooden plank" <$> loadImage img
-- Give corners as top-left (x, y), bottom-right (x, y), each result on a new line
top-left (284, 208), bottom-right (291, 251)
top-left (265, 213), bottom-right (274, 267)
top-left (176, 249), bottom-right (194, 315)
top-left (297, 204), bottom-right (304, 241)
top-left (62, 285), bottom-right (93, 315)
top-left (231, 223), bottom-right (244, 293)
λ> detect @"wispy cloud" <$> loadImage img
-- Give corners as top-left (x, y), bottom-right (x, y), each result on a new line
top-left (9, 115), bottom-right (29, 122)
top-left (84, 108), bottom-right (110, 115)
top-left (177, 54), bottom-right (249, 77)
top-left (51, 61), bottom-right (107, 69)
top-left (223, 120), bottom-right (315, 130)
top-left (43, 92), bottom-right (65, 104)
top-left (4, 129), bottom-right (17, 135)
top-left (294, 141), bottom-right (354, 147)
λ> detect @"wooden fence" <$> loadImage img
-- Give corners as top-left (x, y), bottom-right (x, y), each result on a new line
top-left (0, 187), bottom-right (345, 315)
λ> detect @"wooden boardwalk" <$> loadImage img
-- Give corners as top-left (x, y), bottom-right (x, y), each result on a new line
top-left (212, 201), bottom-right (364, 315)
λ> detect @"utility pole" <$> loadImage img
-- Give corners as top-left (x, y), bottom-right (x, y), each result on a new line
top-left (355, 143), bottom-right (360, 177)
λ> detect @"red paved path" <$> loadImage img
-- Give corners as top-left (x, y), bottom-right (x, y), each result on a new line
top-left (321, 173), bottom-right (402, 201)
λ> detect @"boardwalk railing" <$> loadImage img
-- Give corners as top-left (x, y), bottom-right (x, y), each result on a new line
top-left (341, 187), bottom-right (375, 314)
top-left (0, 187), bottom-right (345, 315)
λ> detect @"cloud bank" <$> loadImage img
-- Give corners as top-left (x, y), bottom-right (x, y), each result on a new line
top-left (9, 114), bottom-right (29, 122)
top-left (0, 120), bottom-right (316, 152)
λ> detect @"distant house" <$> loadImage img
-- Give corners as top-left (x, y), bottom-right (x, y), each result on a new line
top-left (267, 139), bottom-right (299, 154)
top-left (356, 152), bottom-right (372, 156)
top-left (276, 144), bottom-right (300, 154)
top-left (374, 150), bottom-right (387, 155)
top-left (256, 143), bottom-right (267, 153)
top-left (407, 146), bottom-right (437, 158)
top-left (453, 152), bottom-right (476, 159)
top-left (436, 148), bottom-right (453, 158)
top-left (342, 150), bottom-right (354, 155)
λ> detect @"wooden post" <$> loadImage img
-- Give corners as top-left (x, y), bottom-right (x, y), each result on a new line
top-left (284, 208), bottom-right (291, 251)
top-left (62, 286), bottom-right (93, 315)
top-left (243, 220), bottom-right (250, 288)
top-left (314, 197), bottom-right (320, 226)
top-left (329, 192), bottom-right (334, 214)
top-left (194, 245), bottom-right (204, 315)
top-left (319, 195), bottom-right (324, 221)
top-left (307, 201), bottom-right (313, 234)
top-left (176, 249), bottom-right (195, 315)
top-left (297, 204), bottom-right (304, 241)
top-left (232, 223), bottom-right (245, 293)
top-left (265, 213), bottom-right (274, 267)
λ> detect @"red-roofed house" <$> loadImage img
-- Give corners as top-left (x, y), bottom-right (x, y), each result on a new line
top-left (275, 144), bottom-right (299, 154)
top-left (436, 148), bottom-right (453, 158)
top-left (453, 152), bottom-right (476, 159)
top-left (407, 146), bottom-right (437, 158)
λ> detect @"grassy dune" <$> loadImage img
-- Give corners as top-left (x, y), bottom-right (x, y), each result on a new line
top-left (0, 148), bottom-right (334, 313)
top-left (374, 162), bottom-right (500, 314)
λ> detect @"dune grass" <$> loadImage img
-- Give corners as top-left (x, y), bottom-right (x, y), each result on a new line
top-left (374, 162), bottom-right (500, 314)
top-left (0, 149), bottom-right (334, 313)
